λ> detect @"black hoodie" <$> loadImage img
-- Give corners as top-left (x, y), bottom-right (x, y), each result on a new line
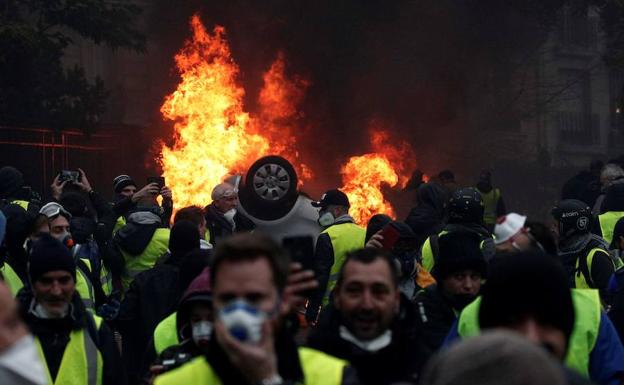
top-left (405, 183), bottom-right (448, 247)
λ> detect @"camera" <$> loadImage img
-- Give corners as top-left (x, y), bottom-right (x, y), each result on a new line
top-left (58, 170), bottom-right (80, 184)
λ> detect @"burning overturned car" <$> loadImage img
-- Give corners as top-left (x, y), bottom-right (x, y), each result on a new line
top-left (231, 155), bottom-right (322, 242)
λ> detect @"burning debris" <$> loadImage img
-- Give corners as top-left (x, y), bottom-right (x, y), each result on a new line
top-left (159, 14), bottom-right (421, 222)
top-left (158, 15), bottom-right (308, 209)
top-left (341, 128), bottom-right (418, 225)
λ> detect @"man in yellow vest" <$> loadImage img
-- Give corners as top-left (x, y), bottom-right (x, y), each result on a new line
top-left (306, 189), bottom-right (366, 323)
top-left (154, 233), bottom-right (357, 385)
top-left (475, 170), bottom-right (506, 233)
top-left (39, 202), bottom-right (98, 311)
top-left (18, 234), bottom-right (126, 385)
top-left (307, 247), bottom-right (425, 385)
top-left (594, 183), bottom-right (624, 245)
top-left (445, 252), bottom-right (624, 385)
top-left (552, 199), bottom-right (616, 303)
top-left (420, 187), bottom-right (495, 273)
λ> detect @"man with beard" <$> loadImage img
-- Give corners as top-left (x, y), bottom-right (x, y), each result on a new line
top-left (110, 174), bottom-right (173, 232)
top-left (307, 248), bottom-right (424, 385)
top-left (17, 234), bottom-right (126, 385)
top-left (414, 231), bottom-right (486, 357)
top-left (551, 199), bottom-right (615, 302)
top-left (204, 182), bottom-right (255, 247)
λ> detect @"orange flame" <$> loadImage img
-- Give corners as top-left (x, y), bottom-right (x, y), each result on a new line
top-left (159, 15), bottom-right (309, 208)
top-left (254, 52), bottom-right (312, 182)
top-left (341, 127), bottom-right (418, 225)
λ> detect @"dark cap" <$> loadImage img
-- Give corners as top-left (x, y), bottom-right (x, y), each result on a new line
top-left (113, 174), bottom-right (136, 193)
top-left (432, 231), bottom-right (487, 281)
top-left (311, 189), bottom-right (350, 208)
top-left (28, 234), bottom-right (76, 283)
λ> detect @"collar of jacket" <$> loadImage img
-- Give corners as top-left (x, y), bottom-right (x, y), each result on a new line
top-left (19, 290), bottom-right (88, 332)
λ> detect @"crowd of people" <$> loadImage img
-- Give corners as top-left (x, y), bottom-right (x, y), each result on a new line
top-left (0, 160), bottom-right (624, 385)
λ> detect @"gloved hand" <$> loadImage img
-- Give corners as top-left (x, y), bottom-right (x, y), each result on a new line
top-left (97, 298), bottom-right (121, 321)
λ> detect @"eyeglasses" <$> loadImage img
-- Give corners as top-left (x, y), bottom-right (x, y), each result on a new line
top-left (39, 202), bottom-right (72, 219)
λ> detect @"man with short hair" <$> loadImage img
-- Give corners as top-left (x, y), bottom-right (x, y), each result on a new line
top-left (18, 234), bottom-right (126, 385)
top-left (306, 189), bottom-right (366, 322)
top-left (154, 233), bottom-right (357, 385)
top-left (307, 248), bottom-right (424, 385)
top-left (414, 231), bottom-right (486, 357)
top-left (174, 205), bottom-right (212, 249)
top-left (204, 182), bottom-right (255, 247)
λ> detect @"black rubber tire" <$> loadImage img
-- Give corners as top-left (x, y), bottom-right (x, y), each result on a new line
top-left (240, 155), bottom-right (298, 221)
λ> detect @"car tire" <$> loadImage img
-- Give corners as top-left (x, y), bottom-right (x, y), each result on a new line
top-left (240, 156), bottom-right (298, 220)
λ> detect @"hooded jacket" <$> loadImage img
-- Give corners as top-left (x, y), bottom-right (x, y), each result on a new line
top-left (405, 183), bottom-right (448, 247)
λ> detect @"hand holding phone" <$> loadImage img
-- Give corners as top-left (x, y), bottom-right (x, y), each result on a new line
top-left (379, 223), bottom-right (401, 251)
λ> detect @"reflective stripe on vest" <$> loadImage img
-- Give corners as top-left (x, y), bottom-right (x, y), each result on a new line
top-left (10, 199), bottom-right (30, 210)
top-left (480, 189), bottom-right (501, 226)
top-left (420, 230), bottom-right (449, 272)
top-left (457, 289), bottom-right (601, 378)
top-left (154, 312), bottom-right (179, 355)
top-left (121, 228), bottom-right (170, 290)
top-left (574, 248), bottom-right (612, 289)
top-left (322, 223), bottom-right (366, 305)
top-left (154, 347), bottom-right (346, 385)
top-left (0, 263), bottom-right (23, 296)
top-left (113, 216), bottom-right (126, 235)
top-left (99, 266), bottom-right (113, 297)
top-left (35, 315), bottom-right (104, 385)
top-left (598, 211), bottom-right (624, 245)
top-left (421, 230), bottom-right (492, 273)
top-left (76, 259), bottom-right (95, 310)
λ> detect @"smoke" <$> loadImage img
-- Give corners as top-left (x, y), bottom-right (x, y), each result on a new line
top-left (143, 0), bottom-right (563, 215)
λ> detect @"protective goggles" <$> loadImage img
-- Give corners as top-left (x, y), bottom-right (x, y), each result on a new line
top-left (39, 202), bottom-right (72, 219)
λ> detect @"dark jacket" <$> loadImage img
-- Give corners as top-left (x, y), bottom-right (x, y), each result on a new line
top-left (307, 295), bottom-right (424, 385)
top-left (559, 236), bottom-right (614, 301)
top-left (405, 183), bottom-right (448, 247)
top-left (17, 289), bottom-right (126, 385)
top-left (413, 284), bottom-right (460, 358)
top-left (608, 268), bottom-right (624, 343)
top-left (117, 248), bottom-right (210, 384)
top-left (204, 203), bottom-right (255, 246)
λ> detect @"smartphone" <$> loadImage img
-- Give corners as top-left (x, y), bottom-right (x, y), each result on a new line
top-left (147, 176), bottom-right (165, 189)
top-left (59, 170), bottom-right (80, 184)
top-left (282, 236), bottom-right (316, 298)
top-left (379, 223), bottom-right (401, 251)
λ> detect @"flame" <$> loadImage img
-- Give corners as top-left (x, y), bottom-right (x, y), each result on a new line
top-left (341, 127), bottom-right (419, 225)
top-left (159, 15), bottom-right (309, 209)
top-left (254, 52), bottom-right (312, 182)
